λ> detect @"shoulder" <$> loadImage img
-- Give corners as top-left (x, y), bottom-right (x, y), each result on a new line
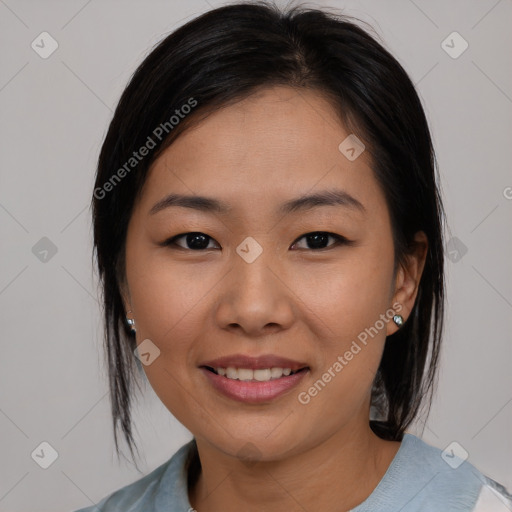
top-left (72, 439), bottom-right (194, 512)
top-left (391, 433), bottom-right (512, 511)
top-left (354, 433), bottom-right (512, 511)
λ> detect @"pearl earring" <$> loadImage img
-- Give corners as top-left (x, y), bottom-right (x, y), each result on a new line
top-left (126, 310), bottom-right (136, 333)
top-left (393, 314), bottom-right (404, 328)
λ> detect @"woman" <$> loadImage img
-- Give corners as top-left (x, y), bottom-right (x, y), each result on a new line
top-left (75, 2), bottom-right (512, 511)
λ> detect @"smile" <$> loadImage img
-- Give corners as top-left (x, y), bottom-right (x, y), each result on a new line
top-left (200, 366), bottom-right (309, 403)
top-left (204, 366), bottom-right (304, 381)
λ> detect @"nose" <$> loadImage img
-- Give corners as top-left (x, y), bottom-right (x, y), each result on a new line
top-left (214, 246), bottom-right (295, 337)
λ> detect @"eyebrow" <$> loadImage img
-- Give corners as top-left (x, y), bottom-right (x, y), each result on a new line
top-left (149, 189), bottom-right (366, 216)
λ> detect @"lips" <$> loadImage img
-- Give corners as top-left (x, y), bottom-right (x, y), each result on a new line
top-left (199, 354), bottom-right (309, 372)
top-left (200, 366), bottom-right (309, 403)
top-left (198, 353), bottom-right (310, 403)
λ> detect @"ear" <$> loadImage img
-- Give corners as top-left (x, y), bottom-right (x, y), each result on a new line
top-left (387, 231), bottom-right (428, 335)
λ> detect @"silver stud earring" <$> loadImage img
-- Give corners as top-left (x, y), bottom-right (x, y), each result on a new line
top-left (393, 314), bottom-right (404, 328)
top-left (126, 311), bottom-right (136, 333)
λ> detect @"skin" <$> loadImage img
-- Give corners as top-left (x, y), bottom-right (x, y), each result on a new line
top-left (120, 85), bottom-right (428, 512)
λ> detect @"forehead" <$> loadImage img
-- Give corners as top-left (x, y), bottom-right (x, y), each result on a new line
top-left (159, 86), bottom-right (356, 172)
top-left (139, 86), bottom-right (385, 220)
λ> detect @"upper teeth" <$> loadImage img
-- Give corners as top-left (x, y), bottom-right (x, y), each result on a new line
top-left (215, 367), bottom-right (294, 381)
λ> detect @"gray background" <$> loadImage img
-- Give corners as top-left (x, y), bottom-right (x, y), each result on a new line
top-left (0, 0), bottom-right (511, 510)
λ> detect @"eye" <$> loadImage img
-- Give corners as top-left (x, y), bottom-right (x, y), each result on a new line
top-left (162, 232), bottom-right (220, 251)
top-left (290, 231), bottom-right (351, 251)
top-left (161, 231), bottom-right (352, 252)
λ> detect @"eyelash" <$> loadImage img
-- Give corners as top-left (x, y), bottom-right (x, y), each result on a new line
top-left (160, 231), bottom-right (353, 252)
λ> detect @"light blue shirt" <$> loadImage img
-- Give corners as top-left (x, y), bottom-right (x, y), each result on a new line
top-left (73, 433), bottom-right (512, 511)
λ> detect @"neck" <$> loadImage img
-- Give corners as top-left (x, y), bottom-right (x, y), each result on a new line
top-left (188, 423), bottom-right (401, 512)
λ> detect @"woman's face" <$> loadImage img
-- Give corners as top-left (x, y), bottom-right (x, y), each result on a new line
top-left (122, 86), bottom-right (423, 460)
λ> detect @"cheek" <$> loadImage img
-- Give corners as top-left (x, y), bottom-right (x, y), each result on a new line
top-left (295, 249), bottom-right (394, 346)
top-left (124, 243), bottom-right (213, 391)
top-left (126, 244), bottom-right (213, 342)
top-left (291, 242), bottom-right (395, 408)
top-left (125, 252), bottom-right (213, 424)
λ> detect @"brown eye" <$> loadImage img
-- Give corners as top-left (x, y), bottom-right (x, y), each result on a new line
top-left (163, 232), bottom-right (220, 251)
top-left (291, 232), bottom-right (350, 250)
